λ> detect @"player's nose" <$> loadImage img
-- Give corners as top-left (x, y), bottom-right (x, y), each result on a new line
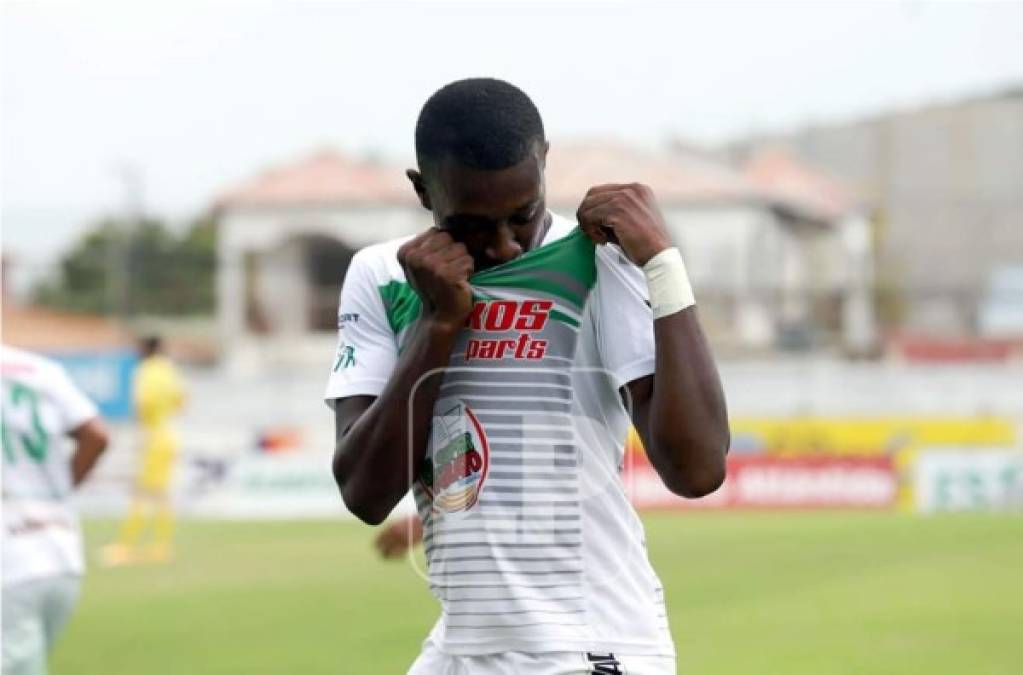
top-left (483, 224), bottom-right (523, 266)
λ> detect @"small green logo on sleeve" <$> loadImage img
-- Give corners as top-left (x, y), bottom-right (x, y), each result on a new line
top-left (332, 344), bottom-right (356, 371)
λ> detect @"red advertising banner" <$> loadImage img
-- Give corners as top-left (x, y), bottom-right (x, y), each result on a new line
top-left (623, 454), bottom-right (897, 510)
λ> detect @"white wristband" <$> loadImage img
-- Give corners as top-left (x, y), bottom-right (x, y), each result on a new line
top-left (642, 247), bottom-right (695, 319)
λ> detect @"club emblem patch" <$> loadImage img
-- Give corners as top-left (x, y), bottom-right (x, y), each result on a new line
top-left (419, 398), bottom-right (490, 515)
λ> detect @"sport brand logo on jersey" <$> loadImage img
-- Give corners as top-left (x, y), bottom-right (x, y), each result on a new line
top-left (464, 299), bottom-right (552, 361)
top-left (586, 653), bottom-right (624, 674)
top-left (419, 398), bottom-right (490, 516)
top-left (337, 312), bottom-right (360, 329)
top-left (332, 344), bottom-right (355, 371)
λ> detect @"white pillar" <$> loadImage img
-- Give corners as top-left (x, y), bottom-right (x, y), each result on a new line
top-left (840, 213), bottom-right (877, 353)
top-left (217, 216), bottom-right (248, 367)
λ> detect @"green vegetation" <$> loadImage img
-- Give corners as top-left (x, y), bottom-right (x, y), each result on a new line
top-left (34, 216), bottom-right (216, 316)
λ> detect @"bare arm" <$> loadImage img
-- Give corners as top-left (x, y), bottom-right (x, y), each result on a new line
top-left (579, 184), bottom-right (729, 498)
top-left (626, 307), bottom-right (729, 497)
top-left (332, 229), bottom-right (474, 525)
top-left (70, 417), bottom-right (110, 487)
top-left (332, 319), bottom-right (461, 524)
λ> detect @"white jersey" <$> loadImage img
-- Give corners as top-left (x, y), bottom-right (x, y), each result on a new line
top-left (325, 213), bottom-right (674, 657)
top-left (2, 346), bottom-right (97, 587)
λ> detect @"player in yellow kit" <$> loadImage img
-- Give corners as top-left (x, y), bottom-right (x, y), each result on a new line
top-left (102, 336), bottom-right (185, 566)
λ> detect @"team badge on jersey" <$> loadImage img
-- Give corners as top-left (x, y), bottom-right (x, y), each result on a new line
top-left (419, 398), bottom-right (490, 516)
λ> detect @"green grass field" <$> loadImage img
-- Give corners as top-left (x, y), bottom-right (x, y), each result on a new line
top-left (53, 513), bottom-right (1022, 674)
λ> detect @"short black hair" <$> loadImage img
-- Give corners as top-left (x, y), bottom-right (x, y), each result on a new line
top-left (139, 335), bottom-right (162, 357)
top-left (415, 78), bottom-right (545, 175)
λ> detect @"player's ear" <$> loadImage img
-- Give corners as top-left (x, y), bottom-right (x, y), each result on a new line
top-left (406, 169), bottom-right (432, 211)
top-left (537, 140), bottom-right (549, 169)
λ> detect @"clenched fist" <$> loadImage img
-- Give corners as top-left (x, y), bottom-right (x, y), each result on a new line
top-left (397, 228), bottom-right (475, 330)
top-left (577, 183), bottom-right (672, 267)
top-left (374, 516), bottom-right (423, 559)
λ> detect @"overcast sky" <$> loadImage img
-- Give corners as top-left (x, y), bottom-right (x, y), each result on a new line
top-left (3, 1), bottom-right (1023, 268)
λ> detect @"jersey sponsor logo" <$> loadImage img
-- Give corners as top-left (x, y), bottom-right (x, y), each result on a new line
top-left (586, 653), bottom-right (623, 674)
top-left (332, 344), bottom-right (356, 371)
top-left (419, 398), bottom-right (490, 516)
top-left (464, 299), bottom-right (552, 361)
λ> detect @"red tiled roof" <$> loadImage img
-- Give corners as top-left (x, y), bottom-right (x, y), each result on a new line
top-left (545, 140), bottom-right (758, 206)
top-left (216, 148), bottom-right (414, 209)
top-left (1, 305), bottom-right (132, 351)
top-left (744, 147), bottom-right (856, 222)
top-left (215, 143), bottom-right (856, 225)
top-left (1, 305), bottom-right (215, 363)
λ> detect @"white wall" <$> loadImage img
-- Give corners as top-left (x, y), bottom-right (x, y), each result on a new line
top-left (256, 238), bottom-right (307, 335)
top-left (664, 204), bottom-right (780, 347)
top-left (219, 205), bottom-right (426, 255)
top-left (217, 205), bottom-right (428, 371)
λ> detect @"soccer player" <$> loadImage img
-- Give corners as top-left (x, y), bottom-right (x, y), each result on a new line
top-left (103, 336), bottom-right (185, 565)
top-left (2, 345), bottom-right (110, 674)
top-left (326, 78), bottom-right (729, 674)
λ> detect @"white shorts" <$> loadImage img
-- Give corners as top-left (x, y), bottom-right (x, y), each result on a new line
top-left (408, 640), bottom-right (676, 674)
top-left (1, 575), bottom-right (81, 675)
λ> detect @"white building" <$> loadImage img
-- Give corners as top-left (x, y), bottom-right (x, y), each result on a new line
top-left (215, 143), bottom-right (864, 372)
top-left (545, 142), bottom-right (866, 352)
top-left (722, 89), bottom-right (1023, 336)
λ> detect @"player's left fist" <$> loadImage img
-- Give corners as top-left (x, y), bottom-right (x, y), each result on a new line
top-left (374, 521), bottom-right (409, 559)
top-left (576, 183), bottom-right (672, 267)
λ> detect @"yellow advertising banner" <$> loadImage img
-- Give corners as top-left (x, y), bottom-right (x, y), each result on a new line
top-left (729, 417), bottom-right (1016, 456)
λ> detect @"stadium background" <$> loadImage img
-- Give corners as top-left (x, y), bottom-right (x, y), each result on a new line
top-left (3, 3), bottom-right (1022, 674)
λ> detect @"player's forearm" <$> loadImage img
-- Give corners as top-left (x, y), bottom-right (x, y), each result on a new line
top-left (70, 418), bottom-right (110, 487)
top-left (645, 307), bottom-right (729, 498)
top-left (334, 318), bottom-right (458, 524)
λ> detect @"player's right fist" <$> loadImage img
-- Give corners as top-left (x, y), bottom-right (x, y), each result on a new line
top-left (397, 228), bottom-right (475, 330)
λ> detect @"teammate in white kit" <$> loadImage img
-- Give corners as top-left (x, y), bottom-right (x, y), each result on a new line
top-left (327, 79), bottom-right (729, 674)
top-left (2, 346), bottom-right (110, 675)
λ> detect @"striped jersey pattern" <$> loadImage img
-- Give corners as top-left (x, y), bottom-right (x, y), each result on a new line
top-left (402, 229), bottom-right (598, 642)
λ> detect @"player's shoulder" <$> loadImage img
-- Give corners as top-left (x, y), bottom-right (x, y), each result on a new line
top-left (546, 211), bottom-right (639, 274)
top-left (595, 241), bottom-right (643, 277)
top-left (348, 234), bottom-right (414, 286)
top-left (1, 345), bottom-right (75, 399)
top-left (138, 355), bottom-right (172, 376)
top-left (1, 345), bottom-right (64, 379)
top-left (545, 211), bottom-right (577, 244)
